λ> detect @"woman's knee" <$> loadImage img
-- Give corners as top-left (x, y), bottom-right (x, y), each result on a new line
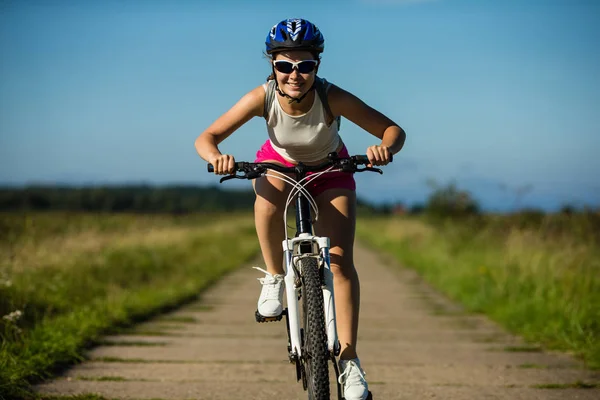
top-left (329, 253), bottom-right (357, 279)
top-left (253, 175), bottom-right (289, 214)
top-left (254, 195), bottom-right (284, 217)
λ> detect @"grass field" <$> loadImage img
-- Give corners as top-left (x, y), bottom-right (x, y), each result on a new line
top-left (0, 212), bottom-right (260, 399)
top-left (357, 213), bottom-right (600, 370)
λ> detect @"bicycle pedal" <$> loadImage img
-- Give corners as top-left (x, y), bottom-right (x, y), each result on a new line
top-left (255, 310), bottom-right (283, 323)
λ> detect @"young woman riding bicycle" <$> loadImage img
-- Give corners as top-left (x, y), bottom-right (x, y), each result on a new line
top-left (195, 18), bottom-right (405, 400)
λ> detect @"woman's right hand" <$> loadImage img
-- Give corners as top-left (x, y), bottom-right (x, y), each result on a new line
top-left (209, 154), bottom-right (236, 175)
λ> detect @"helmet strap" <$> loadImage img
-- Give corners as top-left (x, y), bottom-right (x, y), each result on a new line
top-left (275, 81), bottom-right (316, 104)
top-left (272, 66), bottom-right (316, 104)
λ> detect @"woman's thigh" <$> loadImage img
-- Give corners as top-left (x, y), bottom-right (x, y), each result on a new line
top-left (313, 188), bottom-right (357, 266)
top-left (252, 162), bottom-right (293, 206)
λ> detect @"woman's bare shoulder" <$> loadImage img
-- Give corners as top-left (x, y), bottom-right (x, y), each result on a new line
top-left (235, 84), bottom-right (267, 118)
top-left (326, 83), bottom-right (363, 117)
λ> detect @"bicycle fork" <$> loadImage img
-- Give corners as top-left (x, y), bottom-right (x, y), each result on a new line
top-left (283, 233), bottom-right (341, 360)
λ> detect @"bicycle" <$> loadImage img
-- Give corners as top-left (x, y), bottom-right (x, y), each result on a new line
top-left (208, 152), bottom-right (387, 400)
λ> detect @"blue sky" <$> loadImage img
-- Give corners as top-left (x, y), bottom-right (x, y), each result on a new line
top-left (1, 0), bottom-right (599, 211)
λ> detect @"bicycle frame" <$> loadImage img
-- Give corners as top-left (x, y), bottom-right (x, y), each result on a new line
top-left (284, 184), bottom-right (340, 361)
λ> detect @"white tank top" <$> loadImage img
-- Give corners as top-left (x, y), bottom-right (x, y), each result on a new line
top-left (263, 83), bottom-right (341, 163)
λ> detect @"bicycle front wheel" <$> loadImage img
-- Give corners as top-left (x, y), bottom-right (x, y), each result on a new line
top-left (299, 256), bottom-right (330, 399)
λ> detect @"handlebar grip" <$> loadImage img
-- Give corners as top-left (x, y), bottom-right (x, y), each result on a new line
top-left (207, 162), bottom-right (247, 173)
top-left (355, 154), bottom-right (394, 165)
top-left (354, 155), bottom-right (370, 165)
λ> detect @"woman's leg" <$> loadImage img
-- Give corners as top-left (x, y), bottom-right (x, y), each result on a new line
top-left (313, 188), bottom-right (359, 360)
top-left (252, 168), bottom-right (291, 276)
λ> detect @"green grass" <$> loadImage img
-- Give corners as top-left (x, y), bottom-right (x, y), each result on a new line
top-left (357, 214), bottom-right (600, 370)
top-left (0, 212), bottom-right (259, 399)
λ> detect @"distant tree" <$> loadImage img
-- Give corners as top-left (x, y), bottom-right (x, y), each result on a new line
top-left (409, 203), bottom-right (425, 215)
top-left (560, 204), bottom-right (576, 215)
top-left (391, 202), bottom-right (406, 215)
top-left (26, 191), bottom-right (51, 210)
top-left (424, 179), bottom-right (480, 218)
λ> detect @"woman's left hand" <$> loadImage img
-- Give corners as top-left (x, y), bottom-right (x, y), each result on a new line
top-left (366, 145), bottom-right (392, 166)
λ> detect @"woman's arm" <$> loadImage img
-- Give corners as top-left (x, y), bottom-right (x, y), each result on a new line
top-left (195, 85), bottom-right (265, 174)
top-left (328, 85), bottom-right (406, 166)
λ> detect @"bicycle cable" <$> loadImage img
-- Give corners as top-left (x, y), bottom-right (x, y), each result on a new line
top-left (264, 166), bottom-right (338, 241)
top-left (262, 171), bottom-right (319, 235)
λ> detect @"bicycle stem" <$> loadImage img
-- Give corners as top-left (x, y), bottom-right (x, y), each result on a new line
top-left (295, 190), bottom-right (313, 237)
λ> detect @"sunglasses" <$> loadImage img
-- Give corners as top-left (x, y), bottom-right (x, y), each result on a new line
top-left (273, 59), bottom-right (319, 74)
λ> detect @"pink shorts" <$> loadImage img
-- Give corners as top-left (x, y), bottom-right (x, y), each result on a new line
top-left (254, 140), bottom-right (356, 198)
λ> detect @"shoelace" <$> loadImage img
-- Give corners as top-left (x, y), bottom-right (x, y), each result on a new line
top-left (253, 267), bottom-right (283, 300)
top-left (338, 360), bottom-right (366, 386)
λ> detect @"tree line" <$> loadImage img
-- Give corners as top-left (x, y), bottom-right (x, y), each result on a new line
top-left (0, 186), bottom-right (258, 213)
top-left (3, 183), bottom-right (594, 217)
top-left (0, 185), bottom-right (389, 214)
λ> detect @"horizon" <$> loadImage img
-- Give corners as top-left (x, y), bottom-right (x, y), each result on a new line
top-left (1, 0), bottom-right (599, 212)
top-left (1, 181), bottom-right (596, 213)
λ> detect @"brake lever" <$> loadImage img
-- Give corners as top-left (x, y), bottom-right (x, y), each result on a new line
top-left (219, 174), bottom-right (246, 183)
top-left (355, 166), bottom-right (383, 174)
top-left (245, 171), bottom-right (264, 180)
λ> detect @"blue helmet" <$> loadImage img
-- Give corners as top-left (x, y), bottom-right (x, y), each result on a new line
top-left (265, 18), bottom-right (325, 55)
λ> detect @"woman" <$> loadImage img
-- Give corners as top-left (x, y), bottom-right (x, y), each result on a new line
top-left (195, 18), bottom-right (405, 400)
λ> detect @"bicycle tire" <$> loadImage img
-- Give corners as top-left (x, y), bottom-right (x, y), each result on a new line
top-left (299, 256), bottom-right (330, 399)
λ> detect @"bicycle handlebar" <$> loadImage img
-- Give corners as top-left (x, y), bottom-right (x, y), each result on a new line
top-left (207, 152), bottom-right (392, 183)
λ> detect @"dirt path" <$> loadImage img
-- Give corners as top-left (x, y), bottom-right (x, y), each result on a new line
top-left (35, 242), bottom-right (599, 399)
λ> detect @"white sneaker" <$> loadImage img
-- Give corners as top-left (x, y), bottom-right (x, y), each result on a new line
top-left (254, 267), bottom-right (284, 317)
top-left (338, 358), bottom-right (369, 400)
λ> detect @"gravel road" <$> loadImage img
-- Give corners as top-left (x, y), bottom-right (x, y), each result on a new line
top-left (35, 242), bottom-right (599, 399)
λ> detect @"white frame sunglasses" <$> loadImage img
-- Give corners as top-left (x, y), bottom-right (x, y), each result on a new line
top-left (273, 59), bottom-right (319, 74)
